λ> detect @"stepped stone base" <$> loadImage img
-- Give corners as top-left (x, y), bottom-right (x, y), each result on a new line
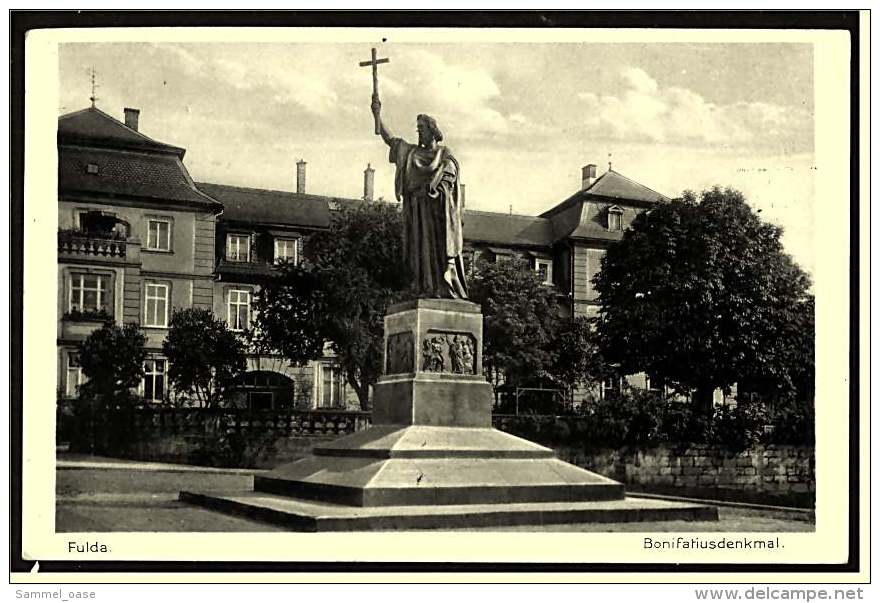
top-left (179, 491), bottom-right (718, 531)
top-left (179, 298), bottom-right (719, 530)
top-left (180, 423), bottom-right (719, 529)
top-left (252, 425), bottom-right (624, 507)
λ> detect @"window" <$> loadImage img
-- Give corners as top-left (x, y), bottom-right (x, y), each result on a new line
top-left (66, 352), bottom-right (84, 398)
top-left (228, 289), bottom-right (251, 331)
top-left (144, 283), bottom-right (169, 327)
top-left (69, 273), bottom-right (111, 315)
top-left (78, 210), bottom-right (118, 235)
top-left (143, 358), bottom-right (167, 402)
top-left (318, 364), bottom-right (343, 408)
top-left (146, 219), bottom-right (171, 251)
top-left (79, 211), bottom-right (129, 238)
top-left (535, 259), bottom-right (553, 285)
top-left (249, 392), bottom-right (273, 411)
top-left (274, 238), bottom-right (298, 264)
top-left (601, 376), bottom-right (621, 400)
top-left (226, 234), bottom-right (251, 262)
top-left (646, 374), bottom-right (664, 393)
top-left (236, 371), bottom-right (294, 411)
top-left (607, 206), bottom-right (623, 231)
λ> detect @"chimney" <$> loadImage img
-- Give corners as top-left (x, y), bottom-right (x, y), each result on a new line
top-left (123, 107), bottom-right (140, 131)
top-left (460, 184), bottom-right (466, 210)
top-left (581, 163), bottom-right (597, 190)
top-left (296, 159), bottom-right (307, 194)
top-left (363, 163), bottom-right (375, 201)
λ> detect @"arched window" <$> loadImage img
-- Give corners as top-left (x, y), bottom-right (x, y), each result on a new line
top-left (232, 370), bottom-right (295, 411)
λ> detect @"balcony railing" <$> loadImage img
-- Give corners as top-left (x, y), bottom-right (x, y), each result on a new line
top-left (58, 229), bottom-right (126, 258)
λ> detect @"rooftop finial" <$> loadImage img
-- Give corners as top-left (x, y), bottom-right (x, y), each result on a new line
top-left (608, 152), bottom-right (613, 171)
top-left (89, 66), bottom-right (99, 108)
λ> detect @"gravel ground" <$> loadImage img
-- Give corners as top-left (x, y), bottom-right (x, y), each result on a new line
top-left (55, 458), bottom-right (815, 533)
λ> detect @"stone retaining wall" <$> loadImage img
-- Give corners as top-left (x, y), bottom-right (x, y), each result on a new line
top-left (557, 444), bottom-right (815, 507)
top-left (124, 433), bottom-right (338, 469)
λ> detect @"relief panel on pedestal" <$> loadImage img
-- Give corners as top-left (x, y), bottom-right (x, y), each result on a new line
top-left (421, 331), bottom-right (476, 375)
top-left (385, 331), bottom-right (414, 375)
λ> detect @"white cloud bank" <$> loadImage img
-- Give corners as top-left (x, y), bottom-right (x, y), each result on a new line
top-left (577, 67), bottom-right (812, 149)
top-left (381, 49), bottom-right (519, 141)
top-left (167, 44), bottom-right (345, 116)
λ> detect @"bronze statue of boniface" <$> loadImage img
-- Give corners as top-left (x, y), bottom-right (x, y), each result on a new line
top-left (361, 48), bottom-right (469, 299)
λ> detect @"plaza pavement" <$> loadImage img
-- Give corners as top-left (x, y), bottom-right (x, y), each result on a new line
top-left (55, 454), bottom-right (815, 533)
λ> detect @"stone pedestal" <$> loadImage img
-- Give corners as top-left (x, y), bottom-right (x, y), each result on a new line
top-left (181, 298), bottom-right (717, 530)
top-left (374, 299), bottom-right (491, 427)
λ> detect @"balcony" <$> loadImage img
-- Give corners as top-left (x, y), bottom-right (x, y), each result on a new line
top-left (60, 309), bottom-right (115, 341)
top-left (58, 228), bottom-right (127, 259)
top-left (216, 257), bottom-right (276, 282)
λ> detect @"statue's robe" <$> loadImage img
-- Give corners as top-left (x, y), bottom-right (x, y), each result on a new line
top-left (388, 138), bottom-right (468, 299)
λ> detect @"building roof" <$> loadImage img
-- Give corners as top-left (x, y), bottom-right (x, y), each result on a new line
top-left (567, 221), bottom-right (626, 242)
top-left (57, 107), bottom-right (221, 210)
top-left (539, 168), bottom-right (670, 243)
top-left (60, 147), bottom-right (220, 208)
top-left (463, 210), bottom-right (554, 248)
top-left (196, 182), bottom-right (337, 229)
top-left (58, 107), bottom-right (186, 157)
top-left (199, 181), bottom-right (556, 249)
top-left (583, 169), bottom-right (670, 204)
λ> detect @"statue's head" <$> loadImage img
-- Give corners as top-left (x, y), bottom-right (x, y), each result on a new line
top-left (416, 114), bottom-right (443, 146)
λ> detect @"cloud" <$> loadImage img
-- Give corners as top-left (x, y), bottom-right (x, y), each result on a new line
top-left (380, 49), bottom-right (518, 141)
top-left (160, 45), bottom-right (536, 145)
top-left (165, 44), bottom-right (346, 116)
top-left (621, 67), bottom-right (658, 94)
top-left (577, 67), bottom-right (811, 148)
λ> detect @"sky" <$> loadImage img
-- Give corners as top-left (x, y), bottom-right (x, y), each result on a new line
top-left (58, 41), bottom-right (815, 274)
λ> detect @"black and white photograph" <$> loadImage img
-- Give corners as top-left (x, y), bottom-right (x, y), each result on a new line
top-left (10, 11), bottom-right (865, 583)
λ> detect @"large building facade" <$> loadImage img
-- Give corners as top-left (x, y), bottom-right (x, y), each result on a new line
top-left (56, 106), bottom-right (670, 410)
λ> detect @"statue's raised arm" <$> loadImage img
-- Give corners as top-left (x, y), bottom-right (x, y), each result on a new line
top-left (371, 97), bottom-right (394, 146)
top-left (359, 47), bottom-right (391, 138)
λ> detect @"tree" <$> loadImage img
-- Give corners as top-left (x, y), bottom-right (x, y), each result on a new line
top-left (252, 203), bottom-right (410, 410)
top-left (78, 321), bottom-right (147, 407)
top-left (469, 257), bottom-right (560, 402)
top-left (593, 186), bottom-right (813, 416)
top-left (162, 307), bottom-right (247, 408)
top-left (75, 321), bottom-right (147, 453)
top-left (739, 294), bottom-right (815, 403)
top-left (548, 315), bottom-right (614, 404)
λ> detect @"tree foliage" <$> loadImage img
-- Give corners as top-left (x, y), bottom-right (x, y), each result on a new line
top-left (252, 203), bottom-right (410, 410)
top-left (162, 307), bottom-right (247, 408)
top-left (499, 388), bottom-right (808, 452)
top-left (78, 321), bottom-right (147, 407)
top-left (549, 315), bottom-right (614, 402)
top-left (593, 186), bottom-right (813, 414)
top-left (469, 257), bottom-right (560, 396)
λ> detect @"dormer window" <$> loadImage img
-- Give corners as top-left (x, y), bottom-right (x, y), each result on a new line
top-left (226, 234), bottom-right (251, 262)
top-left (607, 205), bottom-right (624, 231)
top-left (535, 259), bottom-right (553, 285)
top-left (487, 247), bottom-right (513, 263)
top-left (529, 251), bottom-right (553, 285)
top-left (85, 163), bottom-right (99, 175)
